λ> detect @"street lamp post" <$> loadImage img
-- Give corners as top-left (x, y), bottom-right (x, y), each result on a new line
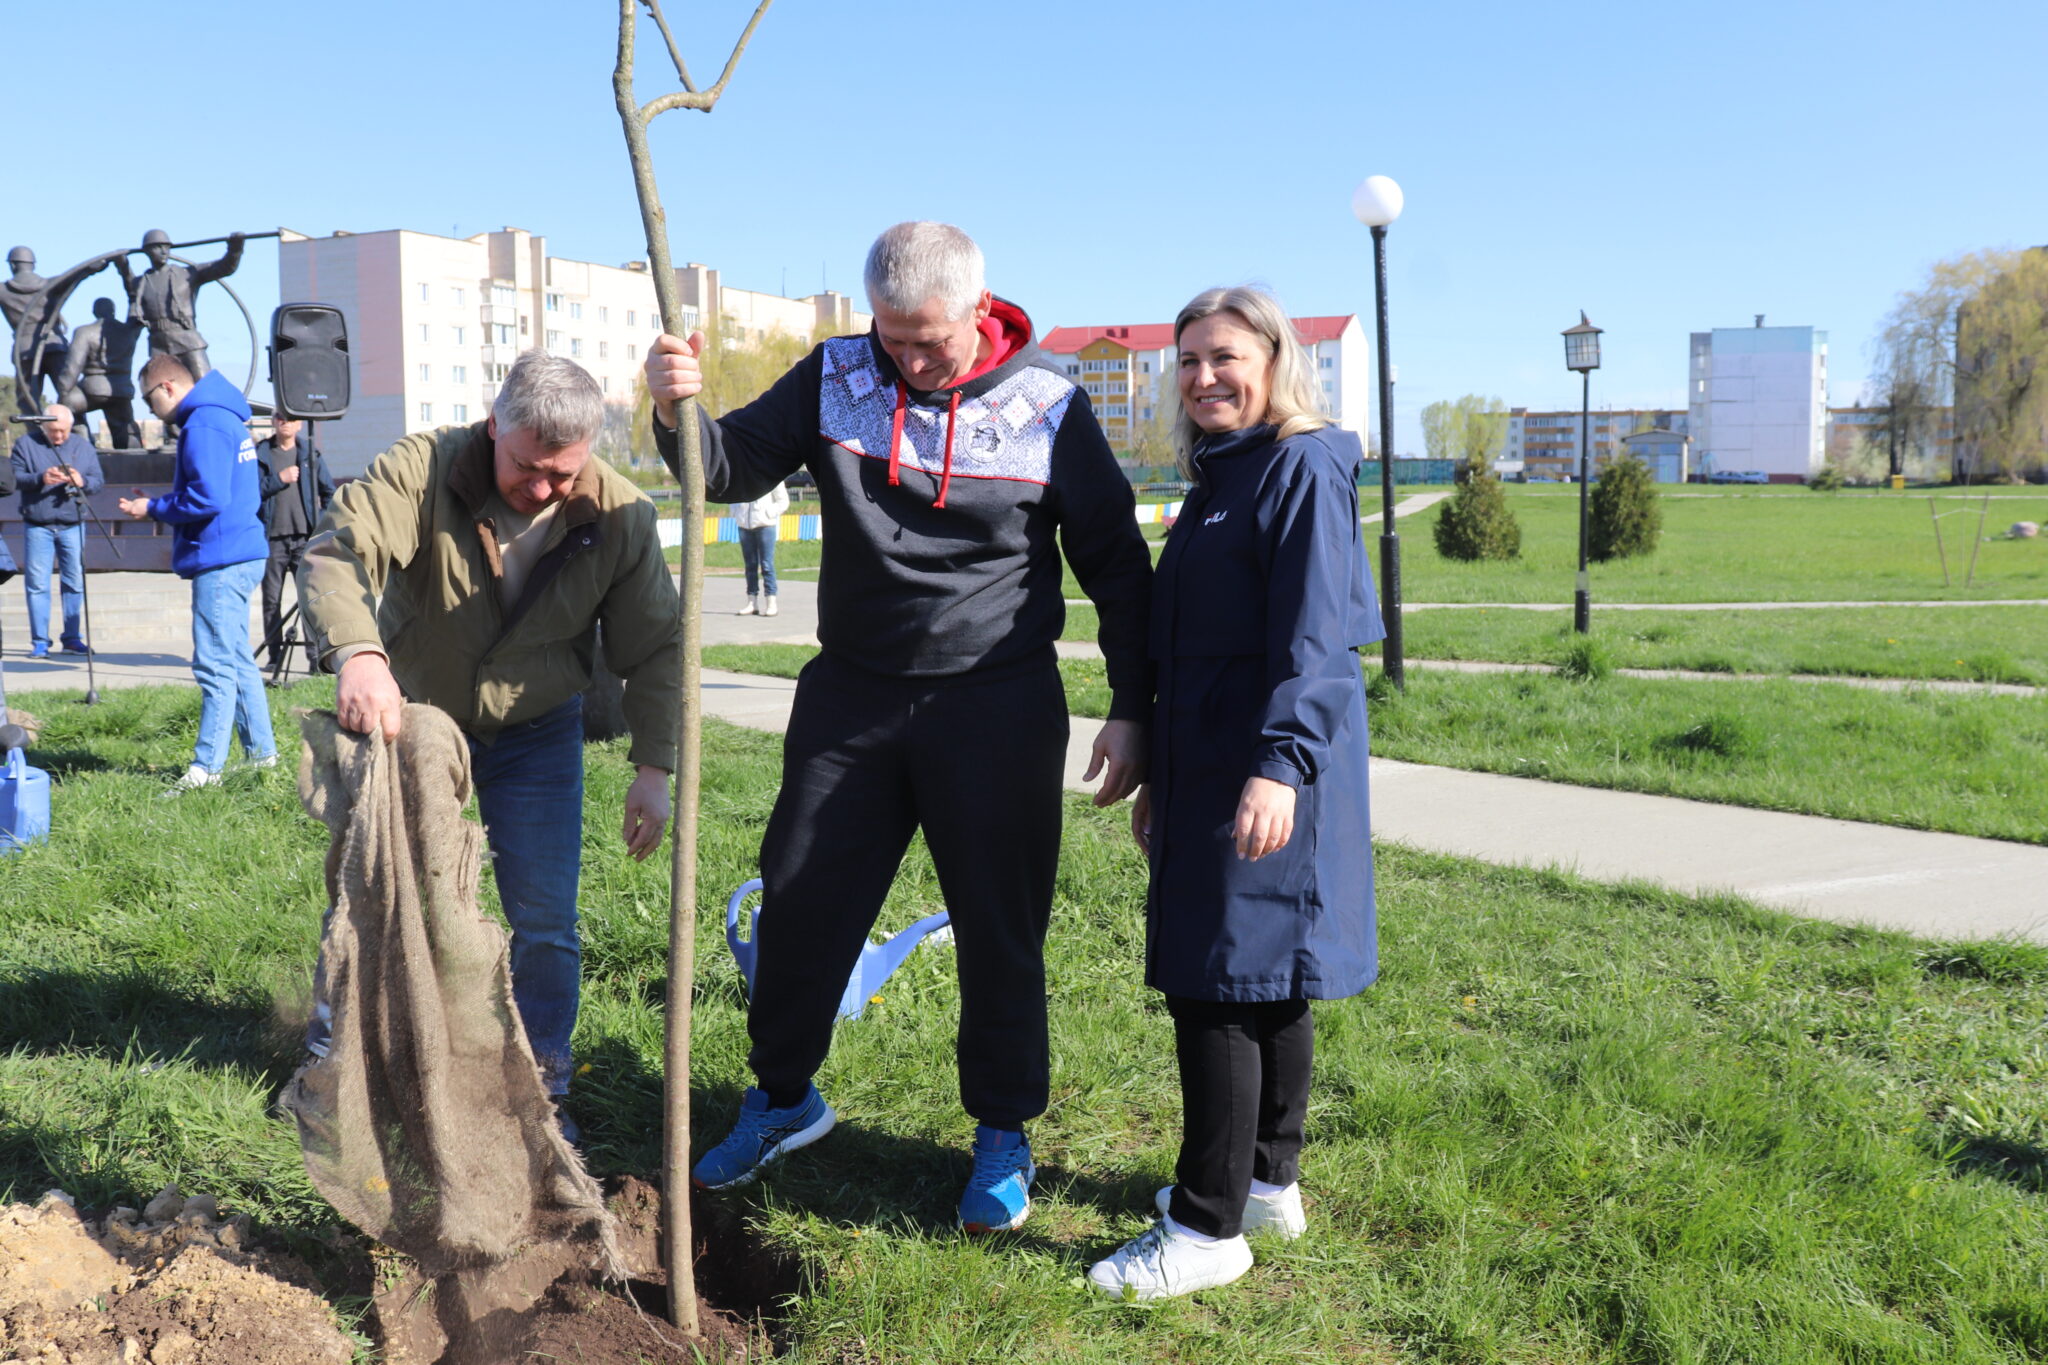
top-left (1352, 175), bottom-right (1406, 688)
top-left (1562, 312), bottom-right (1603, 634)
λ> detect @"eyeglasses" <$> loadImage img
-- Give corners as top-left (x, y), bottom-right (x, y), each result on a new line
top-left (143, 381), bottom-right (174, 403)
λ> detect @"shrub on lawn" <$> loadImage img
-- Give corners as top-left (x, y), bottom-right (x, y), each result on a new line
top-left (1433, 466), bottom-right (1522, 561)
top-left (1809, 462), bottom-right (1848, 491)
top-left (1589, 455), bottom-right (1662, 561)
top-left (1661, 712), bottom-right (1756, 758)
top-left (1557, 637), bottom-right (1613, 681)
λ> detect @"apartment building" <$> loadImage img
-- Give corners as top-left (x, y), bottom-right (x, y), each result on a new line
top-left (278, 226), bottom-right (869, 475)
top-left (1504, 408), bottom-right (1689, 481)
top-left (1038, 315), bottom-right (1369, 456)
top-left (1687, 322), bottom-right (1828, 482)
top-left (1826, 405), bottom-right (1955, 477)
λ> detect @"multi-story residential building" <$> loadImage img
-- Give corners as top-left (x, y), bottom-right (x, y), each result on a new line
top-left (1687, 321), bottom-right (1828, 482)
top-left (1038, 315), bottom-right (1369, 459)
top-left (1503, 408), bottom-right (1688, 481)
top-left (278, 226), bottom-right (869, 475)
top-left (1826, 405), bottom-right (1954, 478)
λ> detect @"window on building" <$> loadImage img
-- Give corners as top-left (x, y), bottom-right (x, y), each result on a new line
top-left (598, 306), bottom-right (609, 323)
top-left (1067, 363), bottom-right (1079, 375)
top-left (602, 376), bottom-right (611, 393)
top-left (453, 287), bottom-right (466, 308)
top-left (597, 341), bottom-right (608, 359)
top-left (452, 403), bottom-right (468, 422)
top-left (418, 324), bottom-right (429, 343)
top-left (496, 324), bottom-right (512, 345)
top-left (1321, 357), bottom-right (1334, 369)
top-left (627, 343), bottom-right (637, 361)
top-left (546, 329), bottom-right (562, 348)
top-left (419, 402), bottom-right (432, 423)
top-left (520, 316), bottom-right (529, 335)
top-left (545, 293), bottom-right (561, 311)
top-left (418, 363), bottom-right (431, 382)
top-left (419, 283), bottom-right (430, 303)
top-left (570, 301), bottom-right (583, 320)
top-left (493, 285), bottom-right (516, 306)
top-left (627, 309), bottom-right (637, 327)
top-left (452, 365), bottom-right (467, 384)
top-left (570, 338), bottom-right (583, 357)
top-left (1140, 361), bottom-right (1150, 374)
top-left (453, 326), bottom-right (465, 346)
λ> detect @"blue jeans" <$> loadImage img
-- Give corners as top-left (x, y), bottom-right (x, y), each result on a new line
top-left (739, 524), bottom-right (778, 597)
top-left (188, 558), bottom-right (277, 771)
top-left (23, 522), bottom-right (85, 649)
top-left (304, 697), bottom-right (585, 1094)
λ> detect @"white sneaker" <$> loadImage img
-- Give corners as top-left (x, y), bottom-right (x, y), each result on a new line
top-left (762, 594), bottom-right (779, 617)
top-left (246, 754), bottom-right (279, 771)
top-left (1154, 1183), bottom-right (1306, 1239)
top-left (1087, 1220), bottom-right (1253, 1302)
top-left (165, 764), bottom-right (220, 795)
top-left (736, 595), bottom-right (759, 616)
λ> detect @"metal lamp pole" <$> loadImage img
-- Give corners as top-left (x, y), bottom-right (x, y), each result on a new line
top-left (1563, 312), bottom-right (1603, 634)
top-left (1353, 176), bottom-right (1406, 688)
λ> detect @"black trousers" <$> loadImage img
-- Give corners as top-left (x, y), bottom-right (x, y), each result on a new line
top-left (1165, 995), bottom-right (1314, 1239)
top-left (260, 534), bottom-right (308, 669)
top-left (747, 650), bottom-right (1069, 1128)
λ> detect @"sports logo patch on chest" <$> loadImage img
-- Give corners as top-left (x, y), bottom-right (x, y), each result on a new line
top-left (818, 337), bottom-right (1071, 488)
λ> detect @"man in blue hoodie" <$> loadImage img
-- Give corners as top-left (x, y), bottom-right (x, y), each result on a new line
top-left (118, 354), bottom-right (276, 790)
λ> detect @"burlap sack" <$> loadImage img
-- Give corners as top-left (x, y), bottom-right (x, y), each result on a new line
top-left (281, 704), bottom-right (623, 1281)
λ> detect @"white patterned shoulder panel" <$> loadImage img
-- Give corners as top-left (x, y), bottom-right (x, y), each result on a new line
top-left (818, 335), bottom-right (1073, 487)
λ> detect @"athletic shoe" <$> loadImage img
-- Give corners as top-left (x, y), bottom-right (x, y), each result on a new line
top-left (691, 1084), bottom-right (835, 1189)
top-left (28, 643), bottom-right (49, 659)
top-left (959, 1126), bottom-right (1034, 1233)
top-left (1087, 1219), bottom-right (1254, 1302)
top-left (164, 764), bottom-right (221, 795)
top-left (60, 638), bottom-right (91, 655)
top-left (246, 753), bottom-right (279, 771)
top-left (1154, 1182), bottom-right (1306, 1239)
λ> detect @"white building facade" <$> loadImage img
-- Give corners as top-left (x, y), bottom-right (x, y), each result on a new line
top-left (280, 226), bottom-right (869, 475)
top-left (1687, 323), bottom-right (1828, 482)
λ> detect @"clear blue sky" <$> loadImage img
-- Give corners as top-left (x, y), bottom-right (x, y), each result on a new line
top-left (10, 0), bottom-right (2044, 453)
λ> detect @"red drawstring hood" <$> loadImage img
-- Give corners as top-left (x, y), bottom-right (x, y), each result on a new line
top-left (882, 297), bottom-right (1032, 509)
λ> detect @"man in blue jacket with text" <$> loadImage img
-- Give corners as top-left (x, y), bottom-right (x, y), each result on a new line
top-left (119, 355), bottom-right (276, 790)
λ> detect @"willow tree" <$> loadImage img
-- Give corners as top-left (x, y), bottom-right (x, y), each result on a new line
top-left (612, 0), bottom-right (774, 1334)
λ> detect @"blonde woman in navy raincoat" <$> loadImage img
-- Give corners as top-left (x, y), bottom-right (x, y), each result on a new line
top-left (1089, 286), bottom-right (1383, 1301)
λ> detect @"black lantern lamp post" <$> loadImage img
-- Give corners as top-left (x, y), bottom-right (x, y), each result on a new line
top-left (1352, 175), bottom-right (1406, 688)
top-left (1562, 311), bottom-right (1603, 634)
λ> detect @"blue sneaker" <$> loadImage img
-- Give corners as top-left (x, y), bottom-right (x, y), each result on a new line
top-left (691, 1084), bottom-right (836, 1189)
top-left (60, 638), bottom-right (91, 656)
top-left (959, 1126), bottom-right (1034, 1233)
top-left (28, 643), bottom-right (49, 659)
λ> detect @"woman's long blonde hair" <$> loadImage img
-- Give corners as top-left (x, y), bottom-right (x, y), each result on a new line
top-left (1170, 285), bottom-right (1330, 479)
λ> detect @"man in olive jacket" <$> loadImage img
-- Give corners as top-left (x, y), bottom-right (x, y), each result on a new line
top-left (298, 351), bottom-right (680, 1126)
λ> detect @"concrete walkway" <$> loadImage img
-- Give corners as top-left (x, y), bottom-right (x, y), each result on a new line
top-left (1361, 491), bottom-right (1451, 525)
top-left (12, 565), bottom-right (2042, 947)
top-left (694, 665), bottom-right (2048, 946)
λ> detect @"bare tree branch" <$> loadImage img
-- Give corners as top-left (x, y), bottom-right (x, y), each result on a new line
top-left (642, 0), bottom-right (697, 92)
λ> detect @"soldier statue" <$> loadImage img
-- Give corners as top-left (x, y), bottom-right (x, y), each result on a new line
top-left (4, 245), bottom-right (124, 416)
top-left (56, 282), bottom-right (147, 450)
top-left (134, 228), bottom-right (244, 380)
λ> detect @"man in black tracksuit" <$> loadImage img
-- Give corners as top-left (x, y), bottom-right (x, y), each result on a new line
top-left (648, 222), bottom-right (1151, 1232)
top-left (254, 417), bottom-right (335, 674)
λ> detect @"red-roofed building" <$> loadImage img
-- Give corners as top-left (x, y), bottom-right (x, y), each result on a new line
top-left (1038, 314), bottom-right (1368, 464)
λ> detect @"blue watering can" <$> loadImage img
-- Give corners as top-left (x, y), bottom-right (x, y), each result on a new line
top-left (724, 879), bottom-right (952, 1022)
top-left (1, 744), bottom-right (51, 856)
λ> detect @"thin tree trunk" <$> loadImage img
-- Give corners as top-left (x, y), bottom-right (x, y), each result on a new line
top-left (610, 0), bottom-right (773, 1334)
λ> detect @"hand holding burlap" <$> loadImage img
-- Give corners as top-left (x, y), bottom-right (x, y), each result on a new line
top-left (284, 704), bottom-right (623, 1280)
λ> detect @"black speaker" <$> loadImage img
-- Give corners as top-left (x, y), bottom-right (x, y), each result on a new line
top-left (270, 303), bottom-right (351, 419)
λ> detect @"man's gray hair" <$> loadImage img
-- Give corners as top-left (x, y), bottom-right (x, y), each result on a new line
top-left (493, 350), bottom-right (605, 448)
top-left (863, 222), bottom-right (985, 319)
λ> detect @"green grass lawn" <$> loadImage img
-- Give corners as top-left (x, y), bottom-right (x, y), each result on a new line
top-left (2, 680), bottom-right (2043, 1361)
top-left (1348, 604), bottom-right (2048, 685)
top-left (704, 643), bottom-right (2048, 845)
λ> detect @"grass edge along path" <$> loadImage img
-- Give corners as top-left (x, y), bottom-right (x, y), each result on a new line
top-left (0, 685), bottom-right (2042, 1361)
top-left (704, 643), bottom-right (2048, 847)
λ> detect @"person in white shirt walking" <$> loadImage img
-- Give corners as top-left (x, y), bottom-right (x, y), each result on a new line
top-left (733, 480), bottom-right (790, 616)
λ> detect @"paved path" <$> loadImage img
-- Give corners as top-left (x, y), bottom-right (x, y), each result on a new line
top-left (14, 566), bottom-right (2043, 947)
top-left (692, 666), bottom-right (2046, 945)
top-left (1361, 491), bottom-right (1451, 525)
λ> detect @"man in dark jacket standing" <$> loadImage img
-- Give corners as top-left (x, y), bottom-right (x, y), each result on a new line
top-left (644, 222), bottom-right (1152, 1232)
top-left (9, 404), bottom-right (104, 657)
top-left (118, 355), bottom-right (276, 790)
top-left (254, 417), bottom-right (334, 674)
